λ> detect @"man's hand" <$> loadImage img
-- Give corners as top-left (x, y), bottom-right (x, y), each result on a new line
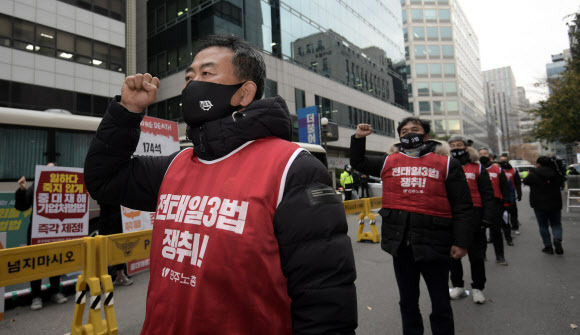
top-left (355, 124), bottom-right (373, 138)
top-left (450, 246), bottom-right (467, 259)
top-left (18, 176), bottom-right (26, 190)
top-left (120, 73), bottom-right (160, 113)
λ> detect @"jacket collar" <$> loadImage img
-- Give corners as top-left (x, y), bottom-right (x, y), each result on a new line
top-left (186, 96), bottom-right (292, 160)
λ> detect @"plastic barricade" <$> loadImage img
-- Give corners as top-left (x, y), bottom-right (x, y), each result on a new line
top-left (343, 198), bottom-right (381, 243)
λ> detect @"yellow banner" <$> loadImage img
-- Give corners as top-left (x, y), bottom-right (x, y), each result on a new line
top-left (369, 197), bottom-right (383, 209)
top-left (106, 229), bottom-right (152, 266)
top-left (0, 238), bottom-right (84, 287)
top-left (343, 199), bottom-right (366, 215)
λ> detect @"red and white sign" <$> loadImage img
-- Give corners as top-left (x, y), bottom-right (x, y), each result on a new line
top-left (123, 116), bottom-right (180, 275)
top-left (31, 166), bottom-right (89, 244)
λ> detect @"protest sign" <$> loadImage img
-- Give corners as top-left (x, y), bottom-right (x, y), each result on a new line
top-left (31, 166), bottom-right (89, 244)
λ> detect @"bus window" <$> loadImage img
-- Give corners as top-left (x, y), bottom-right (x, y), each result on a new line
top-left (0, 125), bottom-right (48, 180)
top-left (55, 130), bottom-right (94, 168)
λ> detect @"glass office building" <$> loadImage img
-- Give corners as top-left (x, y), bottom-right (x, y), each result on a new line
top-left (142, 0), bottom-right (410, 158)
top-left (402, 0), bottom-right (488, 148)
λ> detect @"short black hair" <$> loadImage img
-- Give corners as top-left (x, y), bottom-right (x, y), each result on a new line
top-left (536, 156), bottom-right (552, 167)
top-left (193, 34), bottom-right (266, 100)
top-left (397, 117), bottom-right (431, 136)
top-left (500, 153), bottom-right (509, 158)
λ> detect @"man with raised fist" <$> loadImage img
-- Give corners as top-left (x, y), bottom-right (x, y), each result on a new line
top-left (350, 117), bottom-right (473, 335)
top-left (84, 34), bottom-right (357, 335)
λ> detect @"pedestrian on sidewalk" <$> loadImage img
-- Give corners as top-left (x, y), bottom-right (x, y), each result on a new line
top-left (15, 163), bottom-right (68, 311)
top-left (479, 148), bottom-right (512, 265)
top-left (448, 137), bottom-right (496, 304)
top-left (351, 118), bottom-right (473, 335)
top-left (84, 34), bottom-right (357, 334)
top-left (499, 154), bottom-right (523, 235)
top-left (523, 156), bottom-right (565, 255)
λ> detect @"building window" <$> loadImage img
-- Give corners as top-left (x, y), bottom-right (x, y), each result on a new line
top-left (445, 82), bottom-right (457, 96)
top-left (265, 79), bottom-right (278, 98)
top-left (433, 101), bottom-right (444, 115)
top-left (407, 83), bottom-right (413, 95)
top-left (431, 82), bottom-right (443, 96)
top-left (448, 119), bottom-right (461, 133)
top-left (415, 63), bottom-right (428, 77)
top-left (434, 120), bottom-right (445, 133)
top-left (411, 9), bottom-right (423, 22)
top-left (439, 9), bottom-right (451, 22)
top-left (402, 9), bottom-right (407, 23)
top-left (295, 88), bottom-right (306, 111)
top-left (440, 27), bottom-right (452, 40)
top-left (430, 63), bottom-right (442, 77)
top-left (403, 28), bottom-right (408, 42)
top-left (417, 82), bottom-right (429, 96)
top-left (426, 27), bottom-right (438, 40)
top-left (414, 45), bottom-right (427, 59)
top-left (409, 102), bottom-right (414, 113)
top-left (419, 101), bottom-right (431, 115)
top-left (443, 63), bottom-right (456, 77)
top-left (322, 58), bottom-right (329, 75)
top-left (442, 45), bottom-right (454, 58)
top-left (413, 27), bottom-right (425, 41)
top-left (424, 9), bottom-right (437, 21)
top-left (428, 45), bottom-right (440, 58)
top-left (447, 101), bottom-right (459, 115)
top-left (306, 44), bottom-right (312, 54)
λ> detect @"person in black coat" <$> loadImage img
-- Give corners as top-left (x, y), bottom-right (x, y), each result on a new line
top-left (84, 34), bottom-right (357, 334)
top-left (350, 118), bottom-right (473, 335)
top-left (447, 137), bottom-right (496, 304)
top-left (15, 163), bottom-right (68, 310)
top-left (523, 156), bottom-right (565, 255)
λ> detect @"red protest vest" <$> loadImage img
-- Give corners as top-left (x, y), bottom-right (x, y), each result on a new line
top-left (140, 137), bottom-right (303, 335)
top-left (462, 162), bottom-right (482, 207)
top-left (486, 164), bottom-right (503, 200)
top-left (503, 167), bottom-right (516, 189)
top-left (381, 152), bottom-right (452, 218)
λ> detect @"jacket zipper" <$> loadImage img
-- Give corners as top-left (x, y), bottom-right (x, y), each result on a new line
top-left (198, 125), bottom-right (206, 153)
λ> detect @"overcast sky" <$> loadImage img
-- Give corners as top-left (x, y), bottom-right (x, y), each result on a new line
top-left (457, 0), bottom-right (579, 103)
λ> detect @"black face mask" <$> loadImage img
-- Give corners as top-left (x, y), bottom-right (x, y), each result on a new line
top-left (400, 133), bottom-right (425, 150)
top-left (181, 80), bottom-right (245, 128)
top-left (479, 156), bottom-right (491, 166)
top-left (450, 148), bottom-right (469, 165)
top-left (499, 161), bottom-right (510, 169)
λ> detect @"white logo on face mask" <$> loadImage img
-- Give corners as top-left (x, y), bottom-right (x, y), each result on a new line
top-left (199, 101), bottom-right (213, 111)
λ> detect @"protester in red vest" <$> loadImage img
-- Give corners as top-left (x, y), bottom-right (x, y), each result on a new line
top-left (350, 118), bottom-right (473, 335)
top-left (85, 34), bottom-right (357, 335)
top-left (478, 148), bottom-right (512, 266)
top-left (447, 136), bottom-right (496, 304)
top-left (498, 154), bottom-right (523, 235)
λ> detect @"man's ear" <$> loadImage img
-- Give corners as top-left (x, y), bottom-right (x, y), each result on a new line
top-left (232, 81), bottom-right (258, 107)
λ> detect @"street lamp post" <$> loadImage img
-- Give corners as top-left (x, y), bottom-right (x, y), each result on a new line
top-left (321, 117), bottom-right (329, 150)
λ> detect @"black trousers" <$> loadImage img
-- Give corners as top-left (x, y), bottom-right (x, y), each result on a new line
top-left (506, 204), bottom-right (519, 230)
top-left (485, 199), bottom-right (505, 259)
top-left (500, 207), bottom-right (513, 243)
top-left (359, 183), bottom-right (369, 198)
top-left (31, 276), bottom-right (61, 299)
top-left (393, 244), bottom-right (454, 335)
top-left (450, 226), bottom-right (487, 290)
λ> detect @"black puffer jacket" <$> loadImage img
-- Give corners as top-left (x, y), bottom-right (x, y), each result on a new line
top-left (350, 136), bottom-right (473, 262)
top-left (85, 96), bottom-right (357, 334)
top-left (523, 166), bottom-right (563, 211)
top-left (15, 185), bottom-right (34, 244)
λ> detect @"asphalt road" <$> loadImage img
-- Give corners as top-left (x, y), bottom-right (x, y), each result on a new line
top-left (1, 188), bottom-right (579, 335)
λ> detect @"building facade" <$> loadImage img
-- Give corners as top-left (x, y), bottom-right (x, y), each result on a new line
top-left (142, 0), bottom-right (411, 162)
top-left (0, 0), bottom-right (127, 115)
top-left (482, 66), bottom-right (521, 155)
top-left (402, 0), bottom-right (487, 148)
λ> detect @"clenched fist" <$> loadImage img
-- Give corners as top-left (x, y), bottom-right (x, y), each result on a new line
top-left (18, 176), bottom-right (26, 190)
top-left (120, 73), bottom-right (160, 113)
top-left (355, 124), bottom-right (373, 138)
